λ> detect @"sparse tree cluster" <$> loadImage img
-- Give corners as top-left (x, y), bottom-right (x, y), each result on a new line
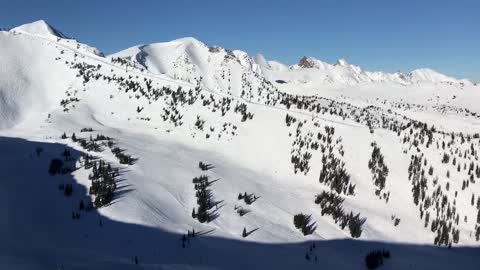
top-left (237, 192), bottom-right (259, 205)
top-left (198, 161), bottom-right (214, 171)
top-left (319, 152), bottom-right (355, 195)
top-left (194, 115), bottom-right (206, 131)
top-left (111, 146), bottom-right (136, 165)
top-left (315, 191), bottom-right (366, 238)
top-left (285, 113), bottom-right (296, 127)
top-left (368, 143), bottom-right (390, 200)
top-left (68, 61), bottom-right (254, 141)
top-left (192, 175), bottom-right (219, 223)
top-left (86, 157), bottom-right (118, 208)
top-left (293, 213), bottom-right (317, 235)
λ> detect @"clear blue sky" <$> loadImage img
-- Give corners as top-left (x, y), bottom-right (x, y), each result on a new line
top-left (1, 0), bottom-right (479, 81)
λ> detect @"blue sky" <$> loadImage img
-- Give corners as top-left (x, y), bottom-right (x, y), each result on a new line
top-left (1, 0), bottom-right (479, 81)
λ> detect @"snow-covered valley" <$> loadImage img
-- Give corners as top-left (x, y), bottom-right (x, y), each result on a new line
top-left (1, 20), bottom-right (480, 269)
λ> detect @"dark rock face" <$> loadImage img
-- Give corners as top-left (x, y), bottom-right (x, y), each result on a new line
top-left (298, 56), bottom-right (315, 68)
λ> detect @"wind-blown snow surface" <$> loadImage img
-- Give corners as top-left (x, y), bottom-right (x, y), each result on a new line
top-left (1, 20), bottom-right (480, 269)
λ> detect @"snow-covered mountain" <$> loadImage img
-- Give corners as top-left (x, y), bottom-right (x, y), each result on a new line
top-left (111, 40), bottom-right (471, 92)
top-left (109, 37), bottom-right (268, 99)
top-left (11, 19), bottom-right (68, 39)
top-left (260, 55), bottom-right (469, 89)
top-left (1, 20), bottom-right (480, 270)
top-left (10, 20), bottom-right (104, 57)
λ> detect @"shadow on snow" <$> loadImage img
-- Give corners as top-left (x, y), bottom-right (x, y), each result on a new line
top-left (0, 136), bottom-right (478, 270)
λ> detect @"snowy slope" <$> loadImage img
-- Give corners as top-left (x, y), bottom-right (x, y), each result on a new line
top-left (0, 29), bottom-right (74, 129)
top-left (1, 20), bottom-right (480, 270)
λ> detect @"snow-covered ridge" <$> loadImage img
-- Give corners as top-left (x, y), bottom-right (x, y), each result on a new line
top-left (270, 55), bottom-right (468, 86)
top-left (9, 20), bottom-right (471, 87)
top-left (10, 20), bottom-right (104, 57)
top-left (111, 36), bottom-right (471, 89)
top-left (110, 36), bottom-right (261, 74)
top-left (12, 19), bottom-right (68, 39)
top-left (110, 36), bottom-right (265, 96)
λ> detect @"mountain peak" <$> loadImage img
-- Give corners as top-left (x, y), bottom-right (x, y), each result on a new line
top-left (293, 56), bottom-right (332, 71)
top-left (11, 20), bottom-right (67, 39)
top-left (409, 68), bottom-right (457, 83)
top-left (297, 56), bottom-right (316, 68)
top-left (254, 54), bottom-right (270, 68)
top-left (171, 37), bottom-right (206, 47)
top-left (335, 58), bottom-right (350, 66)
